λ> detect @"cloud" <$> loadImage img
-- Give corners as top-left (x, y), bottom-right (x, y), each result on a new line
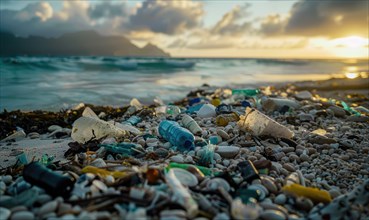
top-left (0, 1), bottom-right (91, 37)
top-left (241, 38), bottom-right (308, 49)
top-left (211, 4), bottom-right (253, 36)
top-left (167, 38), bottom-right (188, 48)
top-left (187, 41), bottom-right (235, 49)
top-left (129, 0), bottom-right (204, 35)
top-left (88, 2), bottom-right (128, 19)
top-left (259, 0), bottom-right (369, 38)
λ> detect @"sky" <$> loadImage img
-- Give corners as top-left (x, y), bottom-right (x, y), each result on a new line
top-left (1, 0), bottom-right (368, 58)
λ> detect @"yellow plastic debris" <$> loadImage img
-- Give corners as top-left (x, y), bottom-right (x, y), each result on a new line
top-left (282, 183), bottom-right (332, 203)
top-left (81, 166), bottom-right (128, 179)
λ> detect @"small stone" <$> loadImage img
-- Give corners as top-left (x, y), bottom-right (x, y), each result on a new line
top-left (305, 174), bottom-right (314, 180)
top-left (57, 203), bottom-right (73, 215)
top-left (274, 194), bottom-right (287, 205)
top-left (283, 163), bottom-right (296, 172)
top-left (295, 91), bottom-right (312, 100)
top-left (217, 129), bottom-right (230, 140)
top-left (340, 155), bottom-right (350, 161)
top-left (155, 148), bottom-right (169, 158)
top-left (346, 115), bottom-right (369, 122)
top-left (10, 206), bottom-right (28, 213)
top-left (300, 154), bottom-right (309, 162)
top-left (329, 189), bottom-right (341, 199)
top-left (260, 210), bottom-right (286, 220)
top-left (328, 106), bottom-right (346, 117)
top-left (298, 113), bottom-right (314, 122)
top-left (0, 207), bottom-right (11, 220)
top-left (215, 146), bottom-right (240, 158)
top-left (11, 211), bottom-right (35, 220)
top-left (48, 125), bottom-right (62, 132)
top-left (295, 197), bottom-right (313, 211)
top-left (309, 135), bottom-right (337, 145)
top-left (38, 200), bottom-right (58, 217)
top-left (1, 175), bottom-right (12, 185)
top-left (170, 155), bottom-right (184, 163)
top-left (184, 155), bottom-right (194, 163)
top-left (36, 194), bottom-right (52, 204)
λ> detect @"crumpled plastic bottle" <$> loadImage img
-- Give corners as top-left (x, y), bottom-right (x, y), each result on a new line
top-left (158, 120), bottom-right (194, 151)
top-left (181, 114), bottom-right (202, 135)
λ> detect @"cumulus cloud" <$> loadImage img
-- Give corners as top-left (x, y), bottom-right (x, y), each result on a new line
top-left (129, 0), bottom-right (204, 35)
top-left (0, 1), bottom-right (92, 37)
top-left (88, 2), bottom-right (128, 19)
top-left (211, 4), bottom-right (252, 36)
top-left (260, 0), bottom-right (368, 38)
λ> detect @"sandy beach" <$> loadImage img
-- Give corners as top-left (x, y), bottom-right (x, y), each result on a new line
top-left (0, 77), bottom-right (368, 220)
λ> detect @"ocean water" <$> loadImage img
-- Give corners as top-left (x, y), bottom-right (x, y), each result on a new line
top-left (1, 57), bottom-right (368, 111)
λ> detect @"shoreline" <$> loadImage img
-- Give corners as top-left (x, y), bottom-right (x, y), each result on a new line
top-left (0, 76), bottom-right (368, 219)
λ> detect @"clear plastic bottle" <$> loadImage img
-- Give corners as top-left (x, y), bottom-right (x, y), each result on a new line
top-left (158, 120), bottom-right (194, 151)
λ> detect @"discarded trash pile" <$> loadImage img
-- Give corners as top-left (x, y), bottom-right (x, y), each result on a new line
top-left (1, 85), bottom-right (369, 220)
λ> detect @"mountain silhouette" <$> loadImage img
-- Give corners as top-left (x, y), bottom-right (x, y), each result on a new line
top-left (0, 30), bottom-right (170, 57)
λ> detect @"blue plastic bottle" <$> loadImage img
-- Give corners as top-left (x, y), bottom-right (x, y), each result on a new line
top-left (158, 120), bottom-right (195, 151)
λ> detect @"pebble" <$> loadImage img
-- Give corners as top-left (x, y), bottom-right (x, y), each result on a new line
top-left (295, 91), bottom-right (312, 100)
top-left (0, 207), bottom-right (11, 220)
top-left (215, 146), bottom-right (240, 158)
top-left (170, 155), bottom-right (184, 163)
top-left (38, 200), bottom-right (58, 217)
top-left (10, 211), bottom-right (35, 220)
top-left (171, 168), bottom-right (198, 187)
top-left (1, 175), bottom-right (13, 185)
top-left (283, 163), bottom-right (296, 172)
top-left (305, 174), bottom-right (315, 180)
top-left (260, 210), bottom-right (286, 220)
top-left (329, 189), bottom-right (341, 199)
top-left (275, 194), bottom-right (287, 205)
top-left (298, 113), bottom-right (314, 122)
top-left (300, 154), bottom-right (309, 162)
top-left (217, 129), bottom-right (230, 140)
top-left (328, 106), bottom-right (346, 117)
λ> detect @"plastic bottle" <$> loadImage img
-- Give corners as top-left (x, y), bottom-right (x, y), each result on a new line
top-left (123, 116), bottom-right (141, 125)
top-left (166, 105), bottom-right (181, 116)
top-left (23, 162), bottom-right (74, 198)
top-left (158, 120), bottom-right (194, 151)
top-left (232, 89), bottom-right (259, 96)
top-left (181, 115), bottom-right (202, 135)
top-left (216, 112), bottom-right (239, 126)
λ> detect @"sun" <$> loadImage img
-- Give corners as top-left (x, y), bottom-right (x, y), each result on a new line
top-left (332, 36), bottom-right (368, 48)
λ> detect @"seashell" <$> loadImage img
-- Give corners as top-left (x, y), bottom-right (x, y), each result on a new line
top-left (10, 211), bottom-right (35, 220)
top-left (38, 200), bottom-right (58, 217)
top-left (171, 168), bottom-right (198, 187)
top-left (215, 146), bottom-right (240, 158)
top-left (197, 104), bottom-right (216, 118)
top-left (27, 132), bottom-right (40, 139)
top-left (261, 176), bottom-right (278, 194)
top-left (207, 178), bottom-right (231, 191)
